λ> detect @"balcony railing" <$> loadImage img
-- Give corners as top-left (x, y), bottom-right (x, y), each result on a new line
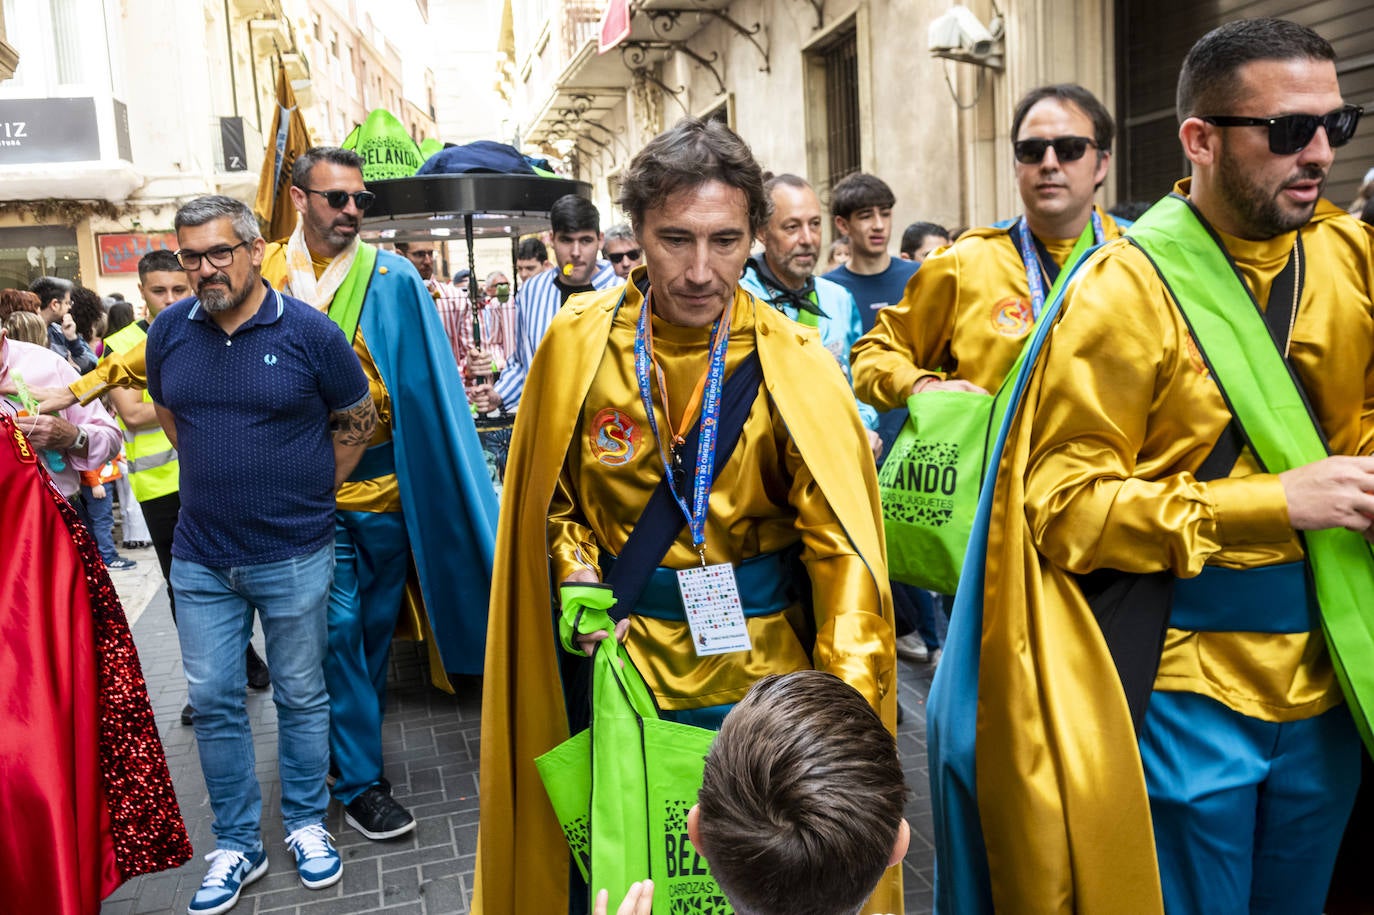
top-left (559, 0), bottom-right (603, 70)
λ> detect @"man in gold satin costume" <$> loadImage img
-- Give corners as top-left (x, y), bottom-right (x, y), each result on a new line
top-left (474, 117), bottom-right (898, 914)
top-left (929, 18), bottom-right (1374, 915)
top-left (850, 83), bottom-right (1123, 406)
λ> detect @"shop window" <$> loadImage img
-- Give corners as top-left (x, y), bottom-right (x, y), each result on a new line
top-left (0, 226), bottom-right (80, 290)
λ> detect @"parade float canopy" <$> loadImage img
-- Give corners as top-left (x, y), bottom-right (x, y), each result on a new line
top-left (359, 173), bottom-right (594, 244)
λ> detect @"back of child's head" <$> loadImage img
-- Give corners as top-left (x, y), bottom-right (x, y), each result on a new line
top-left (695, 671), bottom-right (908, 915)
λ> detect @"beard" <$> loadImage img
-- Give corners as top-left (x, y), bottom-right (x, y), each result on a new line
top-left (311, 212), bottom-right (361, 252)
top-left (1216, 150), bottom-right (1326, 238)
top-left (198, 272), bottom-right (249, 313)
top-left (777, 247), bottom-right (817, 287)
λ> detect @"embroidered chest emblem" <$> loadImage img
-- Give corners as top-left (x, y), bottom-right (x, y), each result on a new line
top-left (589, 408), bottom-right (640, 467)
top-left (990, 296), bottom-right (1034, 337)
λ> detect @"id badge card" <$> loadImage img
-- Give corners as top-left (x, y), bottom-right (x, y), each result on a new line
top-left (677, 562), bottom-right (752, 657)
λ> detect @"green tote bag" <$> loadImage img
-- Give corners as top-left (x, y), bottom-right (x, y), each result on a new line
top-left (536, 640), bottom-right (732, 912)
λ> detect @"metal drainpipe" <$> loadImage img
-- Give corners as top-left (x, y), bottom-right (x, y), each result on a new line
top-left (248, 18), bottom-right (264, 134)
top-left (224, 0), bottom-right (238, 117)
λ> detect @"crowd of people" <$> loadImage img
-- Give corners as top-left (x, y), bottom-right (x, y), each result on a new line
top-left (3, 14), bottom-right (1373, 915)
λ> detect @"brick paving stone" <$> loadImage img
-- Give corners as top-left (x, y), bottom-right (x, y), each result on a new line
top-left (104, 587), bottom-right (939, 914)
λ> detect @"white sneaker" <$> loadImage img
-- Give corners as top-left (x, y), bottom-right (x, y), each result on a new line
top-left (285, 823), bottom-right (342, 889)
top-left (895, 633), bottom-right (930, 663)
top-left (187, 847), bottom-right (267, 915)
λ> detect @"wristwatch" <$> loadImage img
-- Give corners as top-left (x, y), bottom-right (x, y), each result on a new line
top-left (72, 428), bottom-right (88, 452)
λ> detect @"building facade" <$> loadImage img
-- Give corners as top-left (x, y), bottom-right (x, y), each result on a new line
top-left (0, 0), bottom-right (438, 297)
top-left (513, 0), bottom-right (1374, 237)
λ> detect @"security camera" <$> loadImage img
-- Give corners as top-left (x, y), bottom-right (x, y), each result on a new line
top-left (929, 5), bottom-right (1004, 69)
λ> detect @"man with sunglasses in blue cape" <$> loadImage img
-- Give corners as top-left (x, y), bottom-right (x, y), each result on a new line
top-left (261, 146), bottom-right (498, 844)
top-left (928, 18), bottom-right (1374, 915)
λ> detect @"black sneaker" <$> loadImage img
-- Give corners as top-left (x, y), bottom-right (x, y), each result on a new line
top-left (344, 784), bottom-right (415, 840)
top-left (181, 702), bottom-right (194, 726)
top-left (246, 644), bottom-right (271, 690)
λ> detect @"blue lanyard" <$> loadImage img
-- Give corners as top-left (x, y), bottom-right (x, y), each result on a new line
top-left (633, 292), bottom-right (732, 556)
top-left (1017, 209), bottom-right (1104, 321)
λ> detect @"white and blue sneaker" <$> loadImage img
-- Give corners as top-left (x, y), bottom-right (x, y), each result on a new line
top-left (187, 847), bottom-right (268, 915)
top-left (285, 823), bottom-right (343, 889)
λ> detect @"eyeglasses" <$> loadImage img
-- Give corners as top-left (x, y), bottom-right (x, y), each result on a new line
top-left (1200, 104), bottom-right (1363, 155)
top-left (1012, 136), bottom-right (1098, 165)
top-left (303, 188), bottom-right (377, 211)
top-left (175, 241), bottom-right (248, 271)
top-left (607, 248), bottom-right (642, 264)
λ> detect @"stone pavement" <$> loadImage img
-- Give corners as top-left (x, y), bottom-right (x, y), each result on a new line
top-left (102, 560), bottom-right (938, 915)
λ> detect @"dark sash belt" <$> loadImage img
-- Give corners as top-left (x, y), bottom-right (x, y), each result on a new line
top-left (600, 548), bottom-right (794, 621)
top-left (1170, 561), bottom-right (1314, 634)
top-left (347, 440), bottom-right (395, 483)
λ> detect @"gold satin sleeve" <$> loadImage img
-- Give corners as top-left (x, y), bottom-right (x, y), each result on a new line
top-left (851, 250), bottom-right (959, 410)
top-left (335, 326), bottom-right (399, 513)
top-left (781, 429), bottom-right (891, 712)
top-left (72, 337), bottom-right (146, 404)
top-left (851, 211), bottom-right (1123, 411)
top-left (548, 297), bottom-right (889, 712)
top-left (1023, 211), bottom-right (1374, 720)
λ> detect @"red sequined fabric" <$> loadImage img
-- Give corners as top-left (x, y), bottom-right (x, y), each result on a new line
top-left (52, 451), bottom-right (195, 881)
top-left (0, 414), bottom-right (191, 911)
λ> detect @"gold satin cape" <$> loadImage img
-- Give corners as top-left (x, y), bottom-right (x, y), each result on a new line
top-left (968, 191), bottom-right (1374, 912)
top-left (473, 278), bottom-right (899, 914)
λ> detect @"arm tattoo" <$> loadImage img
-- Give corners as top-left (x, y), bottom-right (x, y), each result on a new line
top-left (331, 397), bottom-right (378, 447)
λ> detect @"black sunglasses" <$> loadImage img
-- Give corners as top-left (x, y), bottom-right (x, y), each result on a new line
top-left (1012, 136), bottom-right (1097, 165)
top-left (175, 241), bottom-right (248, 271)
top-left (607, 248), bottom-right (642, 264)
top-left (1200, 105), bottom-right (1362, 155)
top-left (304, 188), bottom-right (377, 211)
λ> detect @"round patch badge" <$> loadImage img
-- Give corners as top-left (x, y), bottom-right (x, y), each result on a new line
top-left (589, 408), bottom-right (640, 466)
top-left (990, 296), bottom-right (1034, 337)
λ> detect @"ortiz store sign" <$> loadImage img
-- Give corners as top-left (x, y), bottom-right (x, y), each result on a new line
top-left (0, 98), bottom-right (102, 165)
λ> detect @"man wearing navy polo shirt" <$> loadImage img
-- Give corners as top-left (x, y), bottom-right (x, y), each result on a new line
top-left (146, 195), bottom-right (376, 915)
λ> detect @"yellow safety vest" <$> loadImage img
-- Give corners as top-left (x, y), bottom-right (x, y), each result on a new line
top-left (103, 321), bottom-right (179, 502)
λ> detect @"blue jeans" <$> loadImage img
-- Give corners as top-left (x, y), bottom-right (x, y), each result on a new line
top-left (78, 485), bottom-right (118, 562)
top-left (171, 544), bottom-right (334, 853)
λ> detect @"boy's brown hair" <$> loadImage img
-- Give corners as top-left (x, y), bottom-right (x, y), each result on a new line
top-left (696, 670), bottom-right (908, 915)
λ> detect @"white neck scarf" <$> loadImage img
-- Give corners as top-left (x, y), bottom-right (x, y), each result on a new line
top-left (283, 214), bottom-right (360, 311)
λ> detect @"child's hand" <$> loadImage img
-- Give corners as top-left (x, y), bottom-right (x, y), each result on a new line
top-left (593, 880), bottom-right (654, 915)
top-left (91, 483), bottom-right (107, 500)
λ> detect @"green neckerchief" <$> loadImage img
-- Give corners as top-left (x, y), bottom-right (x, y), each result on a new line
top-left (328, 242), bottom-right (378, 342)
top-left (1128, 192), bottom-right (1374, 752)
top-left (798, 289), bottom-right (820, 327)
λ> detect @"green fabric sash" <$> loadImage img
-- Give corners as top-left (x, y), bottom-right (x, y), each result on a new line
top-left (1128, 193), bottom-right (1374, 751)
top-left (328, 242), bottom-right (377, 342)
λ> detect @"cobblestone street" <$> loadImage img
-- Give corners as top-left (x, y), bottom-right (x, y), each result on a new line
top-left (102, 558), bottom-right (937, 914)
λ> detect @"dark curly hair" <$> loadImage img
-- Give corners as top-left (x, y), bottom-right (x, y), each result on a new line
top-left (69, 286), bottom-right (107, 341)
top-left (618, 117), bottom-right (768, 235)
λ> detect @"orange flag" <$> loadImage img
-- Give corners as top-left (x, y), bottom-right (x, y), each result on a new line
top-left (253, 58), bottom-right (311, 244)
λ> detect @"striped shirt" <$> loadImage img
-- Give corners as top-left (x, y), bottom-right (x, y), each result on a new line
top-left (494, 260), bottom-right (618, 411)
top-left (428, 279), bottom-right (516, 377)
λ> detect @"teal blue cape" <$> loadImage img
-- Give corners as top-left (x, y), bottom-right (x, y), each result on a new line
top-left (356, 250), bottom-right (499, 674)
